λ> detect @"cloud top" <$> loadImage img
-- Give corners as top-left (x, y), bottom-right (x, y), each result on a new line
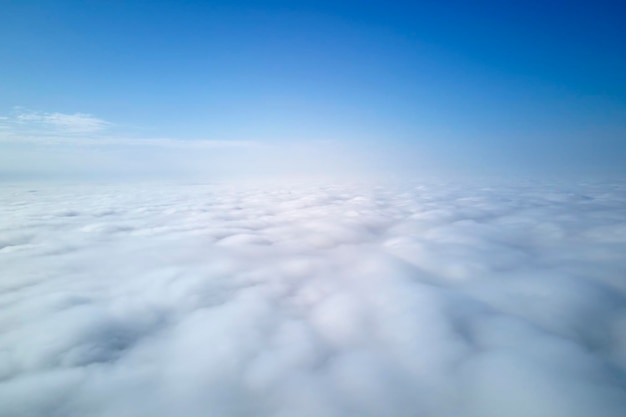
top-left (0, 180), bottom-right (625, 417)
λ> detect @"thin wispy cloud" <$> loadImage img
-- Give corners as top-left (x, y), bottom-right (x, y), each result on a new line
top-left (0, 107), bottom-right (272, 180)
top-left (0, 108), bottom-right (257, 149)
top-left (12, 108), bottom-right (112, 134)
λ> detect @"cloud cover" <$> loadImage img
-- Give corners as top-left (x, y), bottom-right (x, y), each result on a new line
top-left (1, 180), bottom-right (626, 417)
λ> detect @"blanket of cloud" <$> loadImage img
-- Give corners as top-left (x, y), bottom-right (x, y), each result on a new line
top-left (1, 179), bottom-right (626, 417)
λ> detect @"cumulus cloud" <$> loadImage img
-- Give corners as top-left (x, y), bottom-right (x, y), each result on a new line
top-left (1, 180), bottom-right (625, 417)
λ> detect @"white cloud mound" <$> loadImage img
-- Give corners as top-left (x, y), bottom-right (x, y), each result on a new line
top-left (1, 180), bottom-right (626, 417)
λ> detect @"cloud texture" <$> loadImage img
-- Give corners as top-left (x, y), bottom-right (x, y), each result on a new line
top-left (1, 180), bottom-right (626, 416)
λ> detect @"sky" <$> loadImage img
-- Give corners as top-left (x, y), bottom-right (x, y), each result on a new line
top-left (1, 0), bottom-right (625, 180)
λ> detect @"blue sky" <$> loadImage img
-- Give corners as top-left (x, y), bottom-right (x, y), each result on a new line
top-left (1, 0), bottom-right (625, 179)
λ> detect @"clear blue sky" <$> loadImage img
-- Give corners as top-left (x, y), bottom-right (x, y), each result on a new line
top-left (1, 0), bottom-right (625, 179)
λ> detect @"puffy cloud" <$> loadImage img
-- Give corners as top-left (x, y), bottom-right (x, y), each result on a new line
top-left (1, 180), bottom-right (625, 416)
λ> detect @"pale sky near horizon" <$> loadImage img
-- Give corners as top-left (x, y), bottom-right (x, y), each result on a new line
top-left (1, 0), bottom-right (625, 180)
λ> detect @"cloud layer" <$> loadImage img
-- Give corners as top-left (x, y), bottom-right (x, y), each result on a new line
top-left (1, 180), bottom-right (626, 416)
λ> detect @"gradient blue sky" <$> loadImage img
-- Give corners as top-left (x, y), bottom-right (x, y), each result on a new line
top-left (1, 0), bottom-right (625, 179)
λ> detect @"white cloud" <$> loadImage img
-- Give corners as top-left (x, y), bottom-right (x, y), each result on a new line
top-left (14, 109), bottom-right (111, 133)
top-left (0, 180), bottom-right (625, 416)
top-left (0, 108), bottom-right (259, 153)
top-left (0, 108), bottom-right (382, 181)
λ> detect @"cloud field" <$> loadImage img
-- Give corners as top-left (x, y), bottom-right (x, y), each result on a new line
top-left (1, 180), bottom-right (626, 417)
